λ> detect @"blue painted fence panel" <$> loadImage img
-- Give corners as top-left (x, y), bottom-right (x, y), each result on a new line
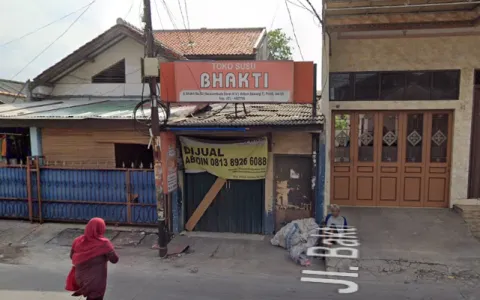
top-left (39, 169), bottom-right (128, 223)
top-left (0, 167), bottom-right (158, 225)
top-left (130, 170), bottom-right (156, 224)
top-left (0, 167), bottom-right (29, 219)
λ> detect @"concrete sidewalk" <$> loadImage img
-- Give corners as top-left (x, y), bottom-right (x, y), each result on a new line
top-left (0, 220), bottom-right (315, 277)
top-left (325, 208), bottom-right (480, 284)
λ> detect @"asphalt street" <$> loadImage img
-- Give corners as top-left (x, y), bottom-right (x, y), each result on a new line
top-left (0, 262), bottom-right (479, 300)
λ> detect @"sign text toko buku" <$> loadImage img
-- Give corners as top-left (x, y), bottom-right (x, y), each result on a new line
top-left (160, 60), bottom-right (314, 104)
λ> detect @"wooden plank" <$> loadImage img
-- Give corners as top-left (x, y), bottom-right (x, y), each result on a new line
top-left (167, 235), bottom-right (190, 255)
top-left (185, 177), bottom-right (226, 231)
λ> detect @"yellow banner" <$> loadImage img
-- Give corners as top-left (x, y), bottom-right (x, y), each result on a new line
top-left (179, 136), bottom-right (268, 180)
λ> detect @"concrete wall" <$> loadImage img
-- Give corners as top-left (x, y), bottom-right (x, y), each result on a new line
top-left (255, 33), bottom-right (269, 61)
top-left (52, 37), bottom-right (168, 97)
top-left (321, 31), bottom-right (480, 208)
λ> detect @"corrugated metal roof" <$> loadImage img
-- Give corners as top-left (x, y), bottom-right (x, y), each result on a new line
top-left (0, 99), bottom-right (325, 127)
top-left (169, 103), bottom-right (325, 127)
top-left (0, 79), bottom-right (25, 97)
top-left (0, 99), bottom-right (196, 121)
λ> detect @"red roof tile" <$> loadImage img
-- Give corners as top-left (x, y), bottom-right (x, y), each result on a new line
top-left (154, 28), bottom-right (265, 56)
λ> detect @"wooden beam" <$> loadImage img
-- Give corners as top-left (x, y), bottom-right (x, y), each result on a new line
top-left (326, 7), bottom-right (480, 26)
top-left (328, 20), bottom-right (474, 32)
top-left (185, 177), bottom-right (227, 231)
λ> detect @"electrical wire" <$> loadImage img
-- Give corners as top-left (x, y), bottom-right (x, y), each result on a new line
top-left (178, 0), bottom-right (194, 49)
top-left (284, 0), bottom-right (305, 60)
top-left (0, 1), bottom-right (96, 48)
top-left (133, 97), bottom-right (169, 132)
top-left (304, 0), bottom-right (324, 26)
top-left (10, 0), bottom-right (96, 80)
top-left (0, 81), bottom-right (21, 94)
top-left (303, 0), bottom-right (329, 100)
top-left (269, 0), bottom-right (281, 30)
top-left (153, 0), bottom-right (165, 29)
top-left (184, 0), bottom-right (192, 32)
top-left (177, 0), bottom-right (188, 30)
top-left (11, 82), bottom-right (28, 103)
top-left (287, 0), bottom-right (314, 14)
top-left (124, 0), bottom-right (135, 20)
top-left (160, 0), bottom-right (179, 29)
top-left (133, 82), bottom-right (151, 137)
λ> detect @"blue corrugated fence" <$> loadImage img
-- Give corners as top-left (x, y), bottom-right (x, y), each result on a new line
top-left (0, 166), bottom-right (157, 225)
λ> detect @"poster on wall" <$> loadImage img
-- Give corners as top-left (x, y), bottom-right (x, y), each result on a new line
top-left (160, 132), bottom-right (178, 193)
top-left (179, 136), bottom-right (268, 180)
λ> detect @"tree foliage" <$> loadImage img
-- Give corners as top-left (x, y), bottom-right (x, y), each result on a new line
top-left (267, 29), bottom-right (293, 60)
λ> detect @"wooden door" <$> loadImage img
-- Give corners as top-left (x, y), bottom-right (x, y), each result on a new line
top-left (331, 110), bottom-right (452, 208)
top-left (424, 112), bottom-right (452, 208)
top-left (400, 112), bottom-right (427, 207)
top-left (353, 112), bottom-right (378, 206)
top-left (468, 87), bottom-right (480, 198)
top-left (274, 155), bottom-right (313, 230)
top-left (331, 112), bottom-right (354, 206)
top-left (377, 112), bottom-right (402, 206)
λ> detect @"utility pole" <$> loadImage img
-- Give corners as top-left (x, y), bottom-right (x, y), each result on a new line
top-left (143, 0), bottom-right (168, 258)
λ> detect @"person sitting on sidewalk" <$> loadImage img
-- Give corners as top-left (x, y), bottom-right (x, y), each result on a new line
top-left (314, 205), bottom-right (349, 252)
top-left (324, 204), bottom-right (348, 234)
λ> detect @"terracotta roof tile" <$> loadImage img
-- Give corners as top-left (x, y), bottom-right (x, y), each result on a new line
top-left (154, 28), bottom-right (265, 56)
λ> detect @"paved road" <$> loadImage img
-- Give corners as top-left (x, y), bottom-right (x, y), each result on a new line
top-left (0, 263), bottom-right (478, 300)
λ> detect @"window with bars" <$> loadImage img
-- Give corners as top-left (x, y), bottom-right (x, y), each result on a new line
top-left (114, 143), bottom-right (153, 169)
top-left (329, 70), bottom-right (460, 101)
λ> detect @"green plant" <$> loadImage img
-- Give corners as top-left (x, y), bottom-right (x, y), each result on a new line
top-left (267, 29), bottom-right (293, 60)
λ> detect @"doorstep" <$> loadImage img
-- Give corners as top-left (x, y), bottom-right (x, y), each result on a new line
top-left (180, 231), bottom-right (265, 241)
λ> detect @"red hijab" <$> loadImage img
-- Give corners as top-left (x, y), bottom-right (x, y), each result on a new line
top-left (71, 218), bottom-right (114, 265)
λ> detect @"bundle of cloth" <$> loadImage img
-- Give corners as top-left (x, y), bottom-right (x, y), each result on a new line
top-left (270, 218), bottom-right (319, 266)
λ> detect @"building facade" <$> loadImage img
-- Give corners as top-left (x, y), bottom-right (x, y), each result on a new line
top-left (0, 19), bottom-right (324, 235)
top-left (321, 0), bottom-right (480, 209)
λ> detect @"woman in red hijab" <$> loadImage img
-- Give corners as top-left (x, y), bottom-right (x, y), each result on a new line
top-left (66, 217), bottom-right (119, 300)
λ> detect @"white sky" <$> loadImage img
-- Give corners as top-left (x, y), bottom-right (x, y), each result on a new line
top-left (0, 0), bottom-right (323, 83)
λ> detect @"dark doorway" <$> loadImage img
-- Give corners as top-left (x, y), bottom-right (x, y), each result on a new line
top-left (274, 155), bottom-right (313, 230)
top-left (468, 71), bottom-right (480, 198)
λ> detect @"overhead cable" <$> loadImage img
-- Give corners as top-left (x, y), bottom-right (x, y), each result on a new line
top-left (124, 0), bottom-right (135, 20)
top-left (160, 0), bottom-right (179, 29)
top-left (10, 0), bottom-right (96, 80)
top-left (153, 0), bottom-right (166, 29)
top-left (287, 0), bottom-right (314, 14)
top-left (0, 1), bottom-right (96, 48)
top-left (285, 0), bottom-right (305, 60)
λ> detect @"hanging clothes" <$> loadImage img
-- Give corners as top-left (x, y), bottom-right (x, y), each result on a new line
top-left (0, 135), bottom-right (7, 157)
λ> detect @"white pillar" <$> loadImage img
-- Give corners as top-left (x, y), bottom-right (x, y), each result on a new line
top-left (29, 127), bottom-right (42, 156)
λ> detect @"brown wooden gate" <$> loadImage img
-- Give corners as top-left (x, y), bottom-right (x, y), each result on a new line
top-left (331, 111), bottom-right (452, 208)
